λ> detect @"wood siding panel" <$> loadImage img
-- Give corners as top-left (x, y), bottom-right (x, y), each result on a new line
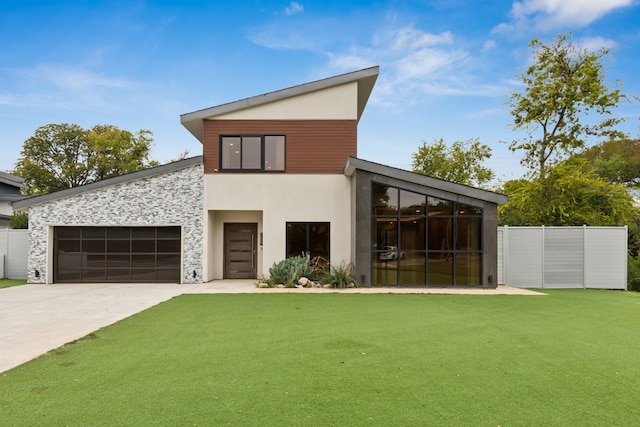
top-left (203, 120), bottom-right (357, 174)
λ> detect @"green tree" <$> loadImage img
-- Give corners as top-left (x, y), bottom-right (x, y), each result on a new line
top-left (498, 161), bottom-right (634, 226)
top-left (412, 138), bottom-right (494, 188)
top-left (14, 123), bottom-right (158, 195)
top-left (508, 33), bottom-right (626, 178)
top-left (9, 211), bottom-right (28, 229)
top-left (573, 138), bottom-right (640, 188)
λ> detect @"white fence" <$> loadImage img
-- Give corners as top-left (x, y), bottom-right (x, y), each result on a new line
top-left (498, 226), bottom-right (627, 289)
top-left (0, 229), bottom-right (28, 279)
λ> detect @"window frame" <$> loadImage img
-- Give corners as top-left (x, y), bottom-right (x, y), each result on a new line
top-left (286, 222), bottom-right (330, 261)
top-left (371, 182), bottom-right (483, 287)
top-left (219, 135), bottom-right (286, 172)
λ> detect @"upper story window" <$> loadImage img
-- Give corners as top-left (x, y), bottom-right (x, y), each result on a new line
top-left (220, 135), bottom-right (285, 172)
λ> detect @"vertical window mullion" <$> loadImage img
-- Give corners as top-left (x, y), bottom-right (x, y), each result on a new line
top-left (261, 136), bottom-right (265, 172)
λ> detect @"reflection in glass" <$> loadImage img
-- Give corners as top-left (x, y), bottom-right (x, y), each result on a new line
top-left (399, 254), bottom-right (426, 286)
top-left (308, 223), bottom-right (330, 259)
top-left (372, 255), bottom-right (397, 285)
top-left (427, 217), bottom-right (453, 251)
top-left (427, 252), bottom-right (453, 286)
top-left (400, 217), bottom-right (425, 251)
top-left (286, 223), bottom-right (307, 258)
top-left (400, 190), bottom-right (426, 215)
top-left (265, 136), bottom-right (285, 171)
top-left (428, 197), bottom-right (453, 215)
top-left (373, 183), bottom-right (398, 215)
top-left (456, 217), bottom-right (481, 250)
top-left (373, 218), bottom-right (398, 249)
top-left (455, 253), bottom-right (481, 286)
top-left (242, 136), bottom-right (262, 169)
top-left (457, 203), bottom-right (482, 216)
top-left (221, 137), bottom-right (241, 169)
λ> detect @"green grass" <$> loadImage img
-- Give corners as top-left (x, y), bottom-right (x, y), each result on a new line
top-left (0, 279), bottom-right (27, 289)
top-left (1, 291), bottom-right (640, 426)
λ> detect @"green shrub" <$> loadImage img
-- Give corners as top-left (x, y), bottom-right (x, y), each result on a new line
top-left (267, 253), bottom-right (314, 287)
top-left (321, 261), bottom-right (357, 288)
top-left (628, 254), bottom-right (640, 292)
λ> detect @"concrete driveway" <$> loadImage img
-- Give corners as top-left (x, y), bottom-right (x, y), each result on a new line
top-left (0, 281), bottom-right (255, 373)
top-left (0, 281), bottom-right (540, 373)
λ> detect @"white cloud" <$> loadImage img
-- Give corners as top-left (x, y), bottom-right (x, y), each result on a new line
top-left (284, 2), bottom-right (304, 16)
top-left (579, 36), bottom-right (619, 51)
top-left (323, 26), bottom-right (507, 109)
top-left (495, 0), bottom-right (634, 33)
top-left (1, 65), bottom-right (148, 111)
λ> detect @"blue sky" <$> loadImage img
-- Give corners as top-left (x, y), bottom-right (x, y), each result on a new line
top-left (1, 0), bottom-right (639, 182)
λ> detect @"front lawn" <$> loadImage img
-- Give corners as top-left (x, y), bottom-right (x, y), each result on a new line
top-left (0, 279), bottom-right (27, 289)
top-left (1, 290), bottom-right (639, 425)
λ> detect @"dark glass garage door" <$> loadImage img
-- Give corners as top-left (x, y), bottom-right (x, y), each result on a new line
top-left (54, 226), bottom-right (181, 283)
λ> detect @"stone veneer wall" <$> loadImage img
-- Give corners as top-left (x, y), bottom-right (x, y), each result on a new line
top-left (26, 163), bottom-right (204, 284)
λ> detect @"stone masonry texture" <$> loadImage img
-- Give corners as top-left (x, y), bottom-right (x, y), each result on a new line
top-left (26, 163), bottom-right (204, 284)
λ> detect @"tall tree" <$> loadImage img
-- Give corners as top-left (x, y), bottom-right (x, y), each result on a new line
top-left (411, 138), bottom-right (494, 188)
top-left (508, 33), bottom-right (626, 178)
top-left (14, 123), bottom-right (158, 195)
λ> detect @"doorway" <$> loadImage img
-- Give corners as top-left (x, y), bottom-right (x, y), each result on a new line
top-left (224, 223), bottom-right (258, 279)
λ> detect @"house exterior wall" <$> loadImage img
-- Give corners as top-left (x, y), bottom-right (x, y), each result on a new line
top-left (203, 174), bottom-right (352, 280)
top-left (213, 81), bottom-right (358, 121)
top-left (203, 119), bottom-right (357, 174)
top-left (24, 164), bottom-right (204, 284)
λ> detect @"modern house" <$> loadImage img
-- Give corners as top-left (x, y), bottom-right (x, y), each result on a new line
top-left (13, 66), bottom-right (508, 287)
top-left (0, 171), bottom-right (27, 228)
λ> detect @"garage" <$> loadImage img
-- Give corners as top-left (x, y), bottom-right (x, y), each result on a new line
top-left (54, 226), bottom-right (181, 283)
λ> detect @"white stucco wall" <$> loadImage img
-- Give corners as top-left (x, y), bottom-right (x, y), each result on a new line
top-left (214, 82), bottom-right (358, 121)
top-left (25, 163), bottom-right (204, 284)
top-left (204, 174), bottom-right (352, 280)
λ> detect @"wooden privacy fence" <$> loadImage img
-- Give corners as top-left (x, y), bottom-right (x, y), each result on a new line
top-left (498, 226), bottom-right (627, 289)
top-left (0, 229), bottom-right (28, 279)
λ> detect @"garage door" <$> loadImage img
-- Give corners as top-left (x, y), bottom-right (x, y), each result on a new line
top-left (54, 226), bottom-right (181, 283)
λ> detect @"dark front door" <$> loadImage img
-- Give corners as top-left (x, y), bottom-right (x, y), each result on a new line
top-left (224, 223), bottom-right (258, 279)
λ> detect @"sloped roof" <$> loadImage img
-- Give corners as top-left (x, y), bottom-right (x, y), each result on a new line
top-left (12, 156), bottom-right (203, 210)
top-left (180, 66), bottom-right (379, 143)
top-left (344, 157), bottom-right (509, 205)
top-left (0, 171), bottom-right (26, 189)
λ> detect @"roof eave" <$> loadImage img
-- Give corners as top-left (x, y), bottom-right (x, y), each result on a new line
top-left (344, 157), bottom-right (509, 205)
top-left (12, 156), bottom-right (203, 210)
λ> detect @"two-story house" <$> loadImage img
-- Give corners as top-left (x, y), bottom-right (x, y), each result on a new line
top-left (13, 66), bottom-right (507, 287)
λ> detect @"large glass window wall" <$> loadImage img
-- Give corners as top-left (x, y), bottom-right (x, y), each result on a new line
top-left (372, 183), bottom-right (482, 287)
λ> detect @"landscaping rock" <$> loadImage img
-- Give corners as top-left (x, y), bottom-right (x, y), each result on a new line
top-left (257, 283), bottom-right (269, 288)
top-left (298, 277), bottom-right (310, 287)
top-left (276, 284), bottom-right (285, 288)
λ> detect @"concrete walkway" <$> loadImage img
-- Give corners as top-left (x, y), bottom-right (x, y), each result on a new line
top-left (0, 281), bottom-right (541, 373)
